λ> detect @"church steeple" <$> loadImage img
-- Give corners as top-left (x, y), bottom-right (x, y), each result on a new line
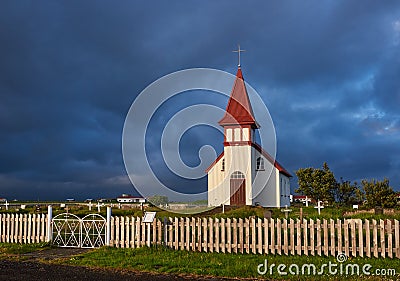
top-left (218, 67), bottom-right (258, 128)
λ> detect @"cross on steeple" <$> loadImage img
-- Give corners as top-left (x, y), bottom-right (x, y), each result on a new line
top-left (232, 44), bottom-right (246, 67)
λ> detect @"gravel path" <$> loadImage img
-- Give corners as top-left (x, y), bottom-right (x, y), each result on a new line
top-left (0, 248), bottom-right (247, 281)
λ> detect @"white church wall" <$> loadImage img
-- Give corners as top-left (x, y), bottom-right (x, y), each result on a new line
top-left (207, 157), bottom-right (227, 206)
top-left (251, 147), bottom-right (280, 207)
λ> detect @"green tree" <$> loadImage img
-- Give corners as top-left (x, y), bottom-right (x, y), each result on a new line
top-left (295, 162), bottom-right (336, 204)
top-left (361, 178), bottom-right (397, 208)
top-left (335, 178), bottom-right (363, 206)
top-left (148, 195), bottom-right (169, 206)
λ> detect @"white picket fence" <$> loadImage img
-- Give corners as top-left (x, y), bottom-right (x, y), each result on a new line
top-left (110, 216), bottom-right (400, 259)
top-left (0, 213), bottom-right (48, 243)
top-left (1, 212), bottom-right (399, 258)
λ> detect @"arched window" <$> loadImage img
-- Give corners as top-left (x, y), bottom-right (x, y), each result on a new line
top-left (256, 157), bottom-right (264, 170)
top-left (231, 171), bottom-right (245, 179)
top-left (221, 159), bottom-right (225, 171)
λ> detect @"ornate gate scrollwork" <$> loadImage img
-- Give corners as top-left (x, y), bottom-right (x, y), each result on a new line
top-left (52, 213), bottom-right (106, 248)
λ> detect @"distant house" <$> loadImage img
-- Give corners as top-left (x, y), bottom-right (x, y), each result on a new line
top-left (117, 194), bottom-right (146, 203)
top-left (0, 198), bottom-right (6, 203)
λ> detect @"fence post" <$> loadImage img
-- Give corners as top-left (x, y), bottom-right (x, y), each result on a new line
top-left (106, 206), bottom-right (112, 246)
top-left (46, 205), bottom-right (52, 242)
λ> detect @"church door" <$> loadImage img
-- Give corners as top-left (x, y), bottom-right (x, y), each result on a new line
top-left (230, 171), bottom-right (246, 206)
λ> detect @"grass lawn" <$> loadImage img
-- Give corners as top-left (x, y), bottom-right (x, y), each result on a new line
top-left (65, 246), bottom-right (400, 280)
top-left (0, 242), bottom-right (50, 256)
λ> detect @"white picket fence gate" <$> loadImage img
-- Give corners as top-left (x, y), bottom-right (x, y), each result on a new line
top-left (1, 209), bottom-right (399, 258)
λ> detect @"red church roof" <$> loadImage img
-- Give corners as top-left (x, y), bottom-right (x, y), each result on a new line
top-left (218, 67), bottom-right (258, 128)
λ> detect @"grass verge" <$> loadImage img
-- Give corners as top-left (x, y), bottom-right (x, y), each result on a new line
top-left (0, 242), bottom-right (50, 256)
top-left (65, 246), bottom-right (400, 280)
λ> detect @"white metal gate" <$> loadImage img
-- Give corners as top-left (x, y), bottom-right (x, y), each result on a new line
top-left (52, 213), bottom-right (106, 248)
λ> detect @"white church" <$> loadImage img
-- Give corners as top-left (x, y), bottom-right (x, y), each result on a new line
top-left (206, 65), bottom-right (291, 208)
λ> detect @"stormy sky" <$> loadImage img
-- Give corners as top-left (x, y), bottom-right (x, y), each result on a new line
top-left (1, 1), bottom-right (399, 201)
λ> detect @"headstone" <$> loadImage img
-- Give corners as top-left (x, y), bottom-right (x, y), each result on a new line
top-left (263, 210), bottom-right (272, 219)
top-left (281, 205), bottom-right (292, 219)
top-left (352, 204), bottom-right (359, 209)
top-left (314, 200), bottom-right (324, 215)
top-left (374, 207), bottom-right (383, 215)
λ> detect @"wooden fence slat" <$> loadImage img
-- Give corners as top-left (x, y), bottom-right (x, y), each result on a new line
top-left (330, 219), bottom-right (335, 257)
top-left (289, 219), bottom-right (295, 255)
top-left (185, 218), bottom-right (189, 250)
top-left (264, 218), bottom-right (269, 254)
top-left (387, 219), bottom-right (392, 258)
top-left (168, 217), bottom-right (173, 248)
top-left (344, 220), bottom-right (349, 257)
top-left (233, 218), bottom-right (238, 254)
top-left (203, 218), bottom-right (207, 252)
top-left (365, 219), bottom-right (370, 257)
top-left (257, 218), bottom-right (263, 254)
top-left (316, 219), bottom-right (321, 256)
top-left (351, 220), bottom-right (356, 257)
top-left (323, 219), bottom-right (328, 256)
top-left (191, 217), bottom-right (196, 251)
top-left (303, 219), bottom-right (308, 256)
top-left (126, 217), bottom-right (130, 248)
top-left (276, 219), bottom-right (281, 255)
top-left (372, 219), bottom-right (378, 258)
top-left (239, 218), bottom-right (243, 254)
top-left (337, 219), bottom-right (342, 255)
top-left (10, 214), bottom-right (15, 243)
top-left (23, 214), bottom-right (28, 244)
top-left (221, 218), bottom-right (225, 253)
top-left (309, 219), bottom-right (315, 256)
top-left (251, 217), bottom-right (256, 254)
top-left (245, 218), bottom-right (249, 254)
top-left (358, 220), bottom-right (363, 258)
top-left (180, 218), bottom-right (184, 250)
top-left (270, 219), bottom-right (275, 255)
top-left (296, 219), bottom-right (301, 255)
top-left (174, 217), bottom-right (179, 250)
top-left (131, 216), bottom-right (137, 248)
top-left (380, 219), bottom-right (385, 258)
top-left (19, 214), bottom-right (23, 243)
top-left (115, 216), bottom-right (120, 248)
top-left (227, 218), bottom-right (232, 253)
top-left (209, 218), bottom-right (214, 252)
top-left (283, 219), bottom-right (288, 255)
top-left (120, 216), bottom-right (125, 248)
top-left (215, 218), bottom-right (220, 253)
top-left (395, 220), bottom-right (399, 258)
top-left (0, 214), bottom-right (2, 243)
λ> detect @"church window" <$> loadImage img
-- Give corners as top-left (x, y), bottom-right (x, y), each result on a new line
top-left (231, 171), bottom-right (245, 179)
top-left (242, 128), bottom-right (249, 141)
top-left (256, 157), bottom-right (264, 170)
top-left (226, 129), bottom-right (232, 142)
top-left (234, 128), bottom-right (241, 141)
top-left (221, 159), bottom-right (225, 171)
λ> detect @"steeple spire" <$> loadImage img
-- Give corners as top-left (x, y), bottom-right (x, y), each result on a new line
top-left (218, 66), bottom-right (258, 128)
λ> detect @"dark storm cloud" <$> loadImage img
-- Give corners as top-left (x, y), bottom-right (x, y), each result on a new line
top-left (0, 1), bottom-right (399, 200)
